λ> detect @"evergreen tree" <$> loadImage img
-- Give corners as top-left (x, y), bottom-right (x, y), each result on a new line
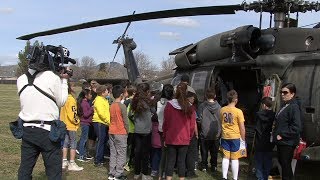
top-left (16, 40), bottom-right (39, 76)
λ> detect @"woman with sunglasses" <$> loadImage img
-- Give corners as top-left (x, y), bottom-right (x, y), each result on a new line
top-left (273, 83), bottom-right (302, 180)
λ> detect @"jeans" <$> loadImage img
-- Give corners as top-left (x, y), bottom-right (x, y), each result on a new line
top-left (18, 126), bottom-right (62, 180)
top-left (79, 124), bottom-right (89, 156)
top-left (93, 122), bottom-right (108, 164)
top-left (151, 148), bottom-right (162, 171)
top-left (255, 151), bottom-right (272, 180)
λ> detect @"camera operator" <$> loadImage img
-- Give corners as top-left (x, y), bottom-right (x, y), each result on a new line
top-left (16, 46), bottom-right (72, 180)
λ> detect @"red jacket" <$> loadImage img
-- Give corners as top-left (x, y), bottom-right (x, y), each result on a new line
top-left (163, 100), bottom-right (196, 145)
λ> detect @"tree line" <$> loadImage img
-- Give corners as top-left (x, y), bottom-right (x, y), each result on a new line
top-left (16, 41), bottom-right (176, 80)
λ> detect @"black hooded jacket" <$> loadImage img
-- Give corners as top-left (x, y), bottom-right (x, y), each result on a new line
top-left (273, 98), bottom-right (302, 147)
top-left (254, 109), bottom-right (275, 152)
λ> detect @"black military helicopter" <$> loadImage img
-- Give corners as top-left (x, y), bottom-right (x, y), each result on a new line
top-left (17, 0), bottom-right (320, 177)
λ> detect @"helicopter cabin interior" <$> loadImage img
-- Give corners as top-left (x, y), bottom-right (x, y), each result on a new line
top-left (173, 66), bottom-right (267, 143)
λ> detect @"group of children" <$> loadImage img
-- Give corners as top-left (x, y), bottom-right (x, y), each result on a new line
top-left (58, 76), bottom-right (278, 180)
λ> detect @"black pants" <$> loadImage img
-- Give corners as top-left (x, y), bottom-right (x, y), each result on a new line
top-left (200, 138), bottom-right (219, 169)
top-left (277, 145), bottom-right (295, 180)
top-left (18, 127), bottom-right (62, 180)
top-left (166, 145), bottom-right (188, 177)
top-left (126, 133), bottom-right (135, 166)
top-left (186, 135), bottom-right (198, 176)
top-left (134, 133), bottom-right (151, 175)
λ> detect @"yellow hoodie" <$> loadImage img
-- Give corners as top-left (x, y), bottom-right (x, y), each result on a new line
top-left (92, 96), bottom-right (110, 125)
top-left (60, 94), bottom-right (80, 131)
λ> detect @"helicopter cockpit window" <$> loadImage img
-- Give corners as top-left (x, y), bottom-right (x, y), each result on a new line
top-left (171, 74), bottom-right (182, 86)
top-left (190, 71), bottom-right (208, 102)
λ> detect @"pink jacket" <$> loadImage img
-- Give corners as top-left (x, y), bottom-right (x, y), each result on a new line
top-left (152, 122), bottom-right (162, 148)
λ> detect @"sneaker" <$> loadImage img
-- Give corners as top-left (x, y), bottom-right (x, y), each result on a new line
top-left (161, 172), bottom-right (166, 179)
top-left (108, 175), bottom-right (115, 180)
top-left (211, 166), bottom-right (217, 172)
top-left (124, 163), bottom-right (130, 172)
top-left (86, 153), bottom-right (93, 160)
top-left (142, 174), bottom-right (153, 180)
top-left (77, 156), bottom-right (90, 162)
top-left (133, 174), bottom-right (141, 180)
top-left (194, 161), bottom-right (198, 171)
top-left (151, 170), bottom-right (158, 177)
top-left (114, 175), bottom-right (128, 180)
top-left (68, 162), bottom-right (84, 171)
top-left (94, 162), bottom-right (104, 167)
top-left (62, 160), bottom-right (69, 169)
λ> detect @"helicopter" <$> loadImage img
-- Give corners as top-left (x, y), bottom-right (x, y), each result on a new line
top-left (17, 0), bottom-right (320, 178)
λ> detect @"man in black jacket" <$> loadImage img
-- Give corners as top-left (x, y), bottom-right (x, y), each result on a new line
top-left (254, 97), bottom-right (275, 180)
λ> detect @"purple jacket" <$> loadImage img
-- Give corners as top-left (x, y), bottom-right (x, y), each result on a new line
top-left (152, 122), bottom-right (161, 148)
top-left (80, 98), bottom-right (94, 126)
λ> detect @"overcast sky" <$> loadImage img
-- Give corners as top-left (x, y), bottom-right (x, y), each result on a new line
top-left (1, 0), bottom-right (319, 66)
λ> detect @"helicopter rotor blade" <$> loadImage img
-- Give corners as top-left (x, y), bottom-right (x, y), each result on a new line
top-left (17, 5), bottom-right (242, 40)
top-left (112, 43), bottom-right (121, 63)
top-left (120, 11), bottom-right (135, 40)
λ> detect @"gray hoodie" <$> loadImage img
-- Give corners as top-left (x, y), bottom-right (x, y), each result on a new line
top-left (134, 101), bottom-right (152, 134)
top-left (197, 101), bottom-right (221, 140)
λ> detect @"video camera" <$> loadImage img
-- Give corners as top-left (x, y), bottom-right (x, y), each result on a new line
top-left (27, 44), bottom-right (76, 76)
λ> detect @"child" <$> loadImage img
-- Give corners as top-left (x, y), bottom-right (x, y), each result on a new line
top-left (220, 90), bottom-right (246, 180)
top-left (108, 85), bottom-right (129, 180)
top-left (254, 97), bottom-right (275, 180)
top-left (60, 81), bottom-right (83, 171)
top-left (92, 85), bottom-right (110, 166)
top-left (124, 85), bottom-right (137, 171)
top-left (151, 113), bottom-right (162, 177)
top-left (185, 91), bottom-right (199, 178)
top-left (198, 87), bottom-right (221, 173)
top-left (163, 83), bottom-right (196, 180)
top-left (77, 89), bottom-right (94, 162)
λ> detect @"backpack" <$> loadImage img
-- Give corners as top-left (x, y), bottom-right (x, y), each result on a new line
top-left (200, 106), bottom-right (221, 140)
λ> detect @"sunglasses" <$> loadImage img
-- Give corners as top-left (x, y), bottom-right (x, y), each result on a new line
top-left (281, 91), bottom-right (290, 95)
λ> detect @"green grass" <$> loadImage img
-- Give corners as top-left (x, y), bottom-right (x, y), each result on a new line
top-left (0, 84), bottom-right (250, 179)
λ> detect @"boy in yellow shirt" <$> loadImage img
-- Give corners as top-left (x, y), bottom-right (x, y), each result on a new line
top-left (92, 85), bottom-right (110, 166)
top-left (60, 81), bottom-right (83, 171)
top-left (220, 90), bottom-right (246, 180)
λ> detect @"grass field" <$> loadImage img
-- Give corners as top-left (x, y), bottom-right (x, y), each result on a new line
top-left (0, 84), bottom-right (250, 180)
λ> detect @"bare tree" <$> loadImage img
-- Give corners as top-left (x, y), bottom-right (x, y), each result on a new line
top-left (79, 56), bottom-right (96, 79)
top-left (69, 58), bottom-right (81, 79)
top-left (133, 51), bottom-right (158, 80)
top-left (160, 56), bottom-right (176, 76)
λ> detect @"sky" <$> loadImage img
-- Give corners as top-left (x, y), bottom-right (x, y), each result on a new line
top-left (1, 0), bottom-right (319, 67)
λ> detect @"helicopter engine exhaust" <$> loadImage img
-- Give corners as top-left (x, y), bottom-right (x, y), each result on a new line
top-left (173, 25), bottom-right (262, 69)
